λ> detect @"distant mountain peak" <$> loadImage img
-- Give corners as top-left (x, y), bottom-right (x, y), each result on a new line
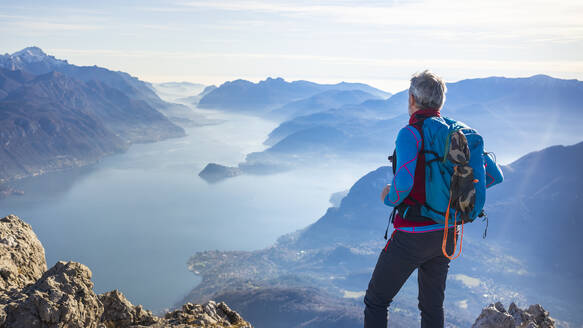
top-left (2, 46), bottom-right (68, 68)
top-left (528, 74), bottom-right (553, 79)
top-left (261, 77), bottom-right (286, 84)
top-left (12, 46), bottom-right (47, 59)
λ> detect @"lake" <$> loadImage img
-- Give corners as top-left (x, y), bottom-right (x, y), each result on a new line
top-left (0, 109), bottom-right (379, 312)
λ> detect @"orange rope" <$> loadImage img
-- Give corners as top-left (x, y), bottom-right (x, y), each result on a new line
top-left (442, 166), bottom-right (464, 260)
top-left (441, 197), bottom-right (454, 259)
top-left (451, 211), bottom-right (463, 260)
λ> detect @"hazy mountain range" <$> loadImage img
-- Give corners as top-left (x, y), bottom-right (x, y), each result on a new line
top-left (485, 141), bottom-right (583, 279)
top-left (1, 47), bottom-right (396, 183)
top-left (197, 77), bottom-right (391, 115)
top-left (185, 141), bottom-right (583, 327)
top-left (209, 75), bottom-right (583, 177)
top-left (0, 47), bottom-right (187, 182)
top-left (1, 47), bottom-right (168, 110)
top-left (266, 89), bottom-right (385, 121)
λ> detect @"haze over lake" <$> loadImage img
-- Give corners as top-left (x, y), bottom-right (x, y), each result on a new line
top-left (0, 108), bottom-right (379, 312)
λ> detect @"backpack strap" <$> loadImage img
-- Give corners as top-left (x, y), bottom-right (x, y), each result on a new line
top-left (400, 117), bottom-right (445, 223)
top-left (388, 149), bottom-right (397, 175)
top-left (424, 202), bottom-right (446, 216)
top-left (384, 207), bottom-right (397, 240)
top-left (479, 210), bottom-right (488, 239)
top-left (442, 197), bottom-right (464, 260)
top-left (424, 150), bottom-right (442, 165)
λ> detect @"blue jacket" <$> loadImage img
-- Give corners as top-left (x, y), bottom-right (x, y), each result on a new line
top-left (384, 117), bottom-right (504, 230)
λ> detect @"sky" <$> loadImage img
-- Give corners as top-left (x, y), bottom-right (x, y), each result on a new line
top-left (1, 0), bottom-right (583, 93)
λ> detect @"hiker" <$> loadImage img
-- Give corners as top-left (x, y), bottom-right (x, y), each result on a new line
top-left (363, 70), bottom-right (503, 328)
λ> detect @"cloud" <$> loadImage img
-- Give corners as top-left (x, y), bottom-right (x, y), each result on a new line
top-left (456, 299), bottom-right (469, 309)
top-left (0, 11), bottom-right (107, 33)
top-left (48, 48), bottom-right (583, 74)
top-left (0, 21), bottom-right (103, 32)
top-left (163, 0), bottom-right (583, 44)
top-left (452, 274), bottom-right (481, 288)
top-left (176, 0), bottom-right (583, 27)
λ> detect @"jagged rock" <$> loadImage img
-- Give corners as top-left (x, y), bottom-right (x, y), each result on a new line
top-left (494, 301), bottom-right (507, 313)
top-left (99, 289), bottom-right (158, 328)
top-left (162, 301), bottom-right (251, 327)
top-left (0, 214), bottom-right (47, 291)
top-left (1, 261), bottom-right (103, 328)
top-left (0, 214), bottom-right (253, 328)
top-left (473, 302), bottom-right (555, 328)
top-left (472, 303), bottom-right (515, 328)
top-left (98, 292), bottom-right (253, 328)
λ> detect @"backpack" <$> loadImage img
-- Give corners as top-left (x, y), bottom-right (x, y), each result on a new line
top-left (388, 116), bottom-right (487, 259)
top-left (419, 116), bottom-right (486, 225)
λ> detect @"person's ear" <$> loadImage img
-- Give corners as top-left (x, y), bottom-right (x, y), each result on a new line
top-left (409, 93), bottom-right (416, 107)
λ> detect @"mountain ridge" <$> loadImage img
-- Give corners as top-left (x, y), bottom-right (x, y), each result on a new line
top-left (0, 46), bottom-right (194, 120)
top-left (218, 74), bottom-right (583, 178)
top-left (197, 76), bottom-right (390, 115)
top-left (0, 47), bottom-right (187, 183)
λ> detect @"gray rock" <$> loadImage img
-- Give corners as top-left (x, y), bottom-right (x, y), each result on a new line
top-left (0, 214), bottom-right (253, 328)
top-left (99, 289), bottom-right (158, 327)
top-left (164, 300), bottom-right (251, 327)
top-left (495, 301), bottom-right (507, 313)
top-left (0, 214), bottom-right (47, 291)
top-left (473, 302), bottom-right (555, 328)
top-left (472, 303), bottom-right (515, 328)
top-left (509, 302), bottom-right (534, 326)
top-left (525, 304), bottom-right (555, 328)
top-left (99, 292), bottom-right (253, 328)
top-left (1, 261), bottom-right (103, 328)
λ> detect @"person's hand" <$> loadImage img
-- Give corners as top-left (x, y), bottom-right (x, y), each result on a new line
top-left (380, 184), bottom-right (391, 203)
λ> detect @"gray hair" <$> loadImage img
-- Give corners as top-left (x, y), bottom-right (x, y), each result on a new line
top-left (409, 70), bottom-right (447, 110)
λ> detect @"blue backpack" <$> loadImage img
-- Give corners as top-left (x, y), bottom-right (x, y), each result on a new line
top-left (419, 116), bottom-right (486, 225)
top-left (387, 115), bottom-right (487, 259)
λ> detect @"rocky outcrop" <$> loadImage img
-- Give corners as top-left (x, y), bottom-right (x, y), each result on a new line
top-left (98, 292), bottom-right (250, 328)
top-left (0, 214), bottom-right (47, 290)
top-left (163, 301), bottom-right (250, 327)
top-left (99, 289), bottom-right (159, 327)
top-left (0, 261), bottom-right (102, 328)
top-left (472, 302), bottom-right (555, 328)
top-left (0, 214), bottom-right (252, 328)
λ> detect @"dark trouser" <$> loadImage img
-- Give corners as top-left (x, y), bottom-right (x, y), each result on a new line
top-left (364, 229), bottom-right (457, 328)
